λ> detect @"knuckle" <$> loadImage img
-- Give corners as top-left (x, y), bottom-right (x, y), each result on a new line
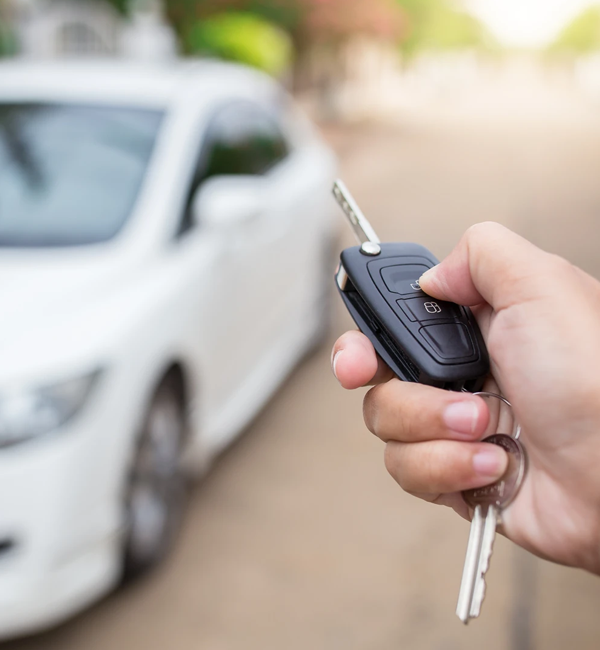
top-left (547, 252), bottom-right (575, 278)
top-left (418, 444), bottom-right (439, 486)
top-left (383, 443), bottom-right (403, 482)
top-left (465, 221), bottom-right (504, 244)
top-left (363, 388), bottom-right (376, 433)
top-left (384, 443), bottom-right (421, 492)
top-left (363, 386), bottom-right (381, 434)
top-left (363, 384), bottom-right (386, 435)
top-left (364, 381), bottom-right (413, 440)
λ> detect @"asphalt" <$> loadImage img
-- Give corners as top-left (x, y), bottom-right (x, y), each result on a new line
top-left (5, 62), bottom-right (600, 650)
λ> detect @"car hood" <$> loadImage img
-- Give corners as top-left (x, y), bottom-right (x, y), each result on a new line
top-left (0, 248), bottom-right (141, 383)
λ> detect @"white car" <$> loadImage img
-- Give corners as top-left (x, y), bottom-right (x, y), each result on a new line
top-left (0, 60), bottom-right (337, 638)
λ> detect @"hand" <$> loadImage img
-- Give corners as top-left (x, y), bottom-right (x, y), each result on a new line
top-left (332, 223), bottom-right (600, 574)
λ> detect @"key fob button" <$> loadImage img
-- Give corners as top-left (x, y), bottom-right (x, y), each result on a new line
top-left (399, 297), bottom-right (460, 322)
top-left (380, 265), bottom-right (429, 296)
top-left (420, 323), bottom-right (474, 360)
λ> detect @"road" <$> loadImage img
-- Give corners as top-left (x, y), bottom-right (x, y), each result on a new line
top-left (6, 64), bottom-right (600, 650)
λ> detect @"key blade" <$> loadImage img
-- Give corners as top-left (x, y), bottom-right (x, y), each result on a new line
top-left (332, 180), bottom-right (381, 245)
top-left (456, 505), bottom-right (485, 625)
top-left (469, 505), bottom-right (498, 619)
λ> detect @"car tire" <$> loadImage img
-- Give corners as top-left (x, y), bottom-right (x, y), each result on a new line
top-left (121, 373), bottom-right (187, 582)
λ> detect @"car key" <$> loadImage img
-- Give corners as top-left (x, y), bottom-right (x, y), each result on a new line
top-left (457, 426), bottom-right (528, 624)
top-left (332, 180), bottom-right (489, 391)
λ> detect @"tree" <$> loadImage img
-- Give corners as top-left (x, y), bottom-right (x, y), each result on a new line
top-left (0, 2), bottom-right (15, 56)
top-left (298, 0), bottom-right (405, 44)
top-left (88, 0), bottom-right (128, 13)
top-left (185, 11), bottom-right (292, 75)
top-left (165, 0), bottom-right (300, 39)
top-left (164, 0), bottom-right (405, 53)
top-left (550, 6), bottom-right (600, 54)
top-left (395, 0), bottom-right (492, 57)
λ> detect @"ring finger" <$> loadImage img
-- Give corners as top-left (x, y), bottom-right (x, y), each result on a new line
top-left (384, 439), bottom-right (508, 495)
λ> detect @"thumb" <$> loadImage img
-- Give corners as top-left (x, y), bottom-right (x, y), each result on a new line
top-left (418, 222), bottom-right (555, 310)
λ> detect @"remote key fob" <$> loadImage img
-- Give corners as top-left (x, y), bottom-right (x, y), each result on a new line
top-left (333, 180), bottom-right (489, 392)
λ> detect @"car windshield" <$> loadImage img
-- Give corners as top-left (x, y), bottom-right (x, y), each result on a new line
top-left (0, 103), bottom-right (163, 247)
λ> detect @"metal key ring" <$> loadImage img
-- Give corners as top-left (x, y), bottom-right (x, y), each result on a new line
top-left (473, 392), bottom-right (522, 440)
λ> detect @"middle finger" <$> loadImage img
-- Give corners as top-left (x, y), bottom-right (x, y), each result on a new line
top-left (364, 380), bottom-right (490, 443)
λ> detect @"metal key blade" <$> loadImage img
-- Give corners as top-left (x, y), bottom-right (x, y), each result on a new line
top-left (456, 504), bottom-right (485, 625)
top-left (469, 505), bottom-right (499, 619)
top-left (332, 180), bottom-right (381, 245)
top-left (459, 433), bottom-right (528, 624)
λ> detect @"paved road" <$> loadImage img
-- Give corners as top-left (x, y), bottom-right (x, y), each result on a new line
top-left (6, 66), bottom-right (600, 650)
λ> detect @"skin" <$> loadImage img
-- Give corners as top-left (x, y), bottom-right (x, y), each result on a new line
top-left (332, 222), bottom-right (600, 575)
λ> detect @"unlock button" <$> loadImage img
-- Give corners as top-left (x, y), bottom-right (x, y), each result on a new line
top-left (400, 297), bottom-right (460, 322)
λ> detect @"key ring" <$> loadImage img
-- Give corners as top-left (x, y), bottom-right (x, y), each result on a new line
top-left (473, 392), bottom-right (522, 440)
top-left (463, 392), bottom-right (528, 511)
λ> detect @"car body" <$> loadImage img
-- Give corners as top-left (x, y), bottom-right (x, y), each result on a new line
top-left (0, 59), bottom-right (337, 638)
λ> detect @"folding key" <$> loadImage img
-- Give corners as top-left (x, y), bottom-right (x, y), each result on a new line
top-left (332, 180), bottom-right (380, 247)
top-left (332, 180), bottom-right (489, 391)
top-left (457, 434), bottom-right (528, 624)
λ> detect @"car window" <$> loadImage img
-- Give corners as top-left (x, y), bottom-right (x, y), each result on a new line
top-left (177, 102), bottom-right (289, 236)
top-left (203, 103), bottom-right (288, 178)
top-left (0, 103), bottom-right (163, 247)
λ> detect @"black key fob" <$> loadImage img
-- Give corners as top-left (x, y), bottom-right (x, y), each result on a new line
top-left (333, 181), bottom-right (489, 392)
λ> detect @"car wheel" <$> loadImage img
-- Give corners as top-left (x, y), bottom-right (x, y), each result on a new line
top-left (121, 374), bottom-right (187, 582)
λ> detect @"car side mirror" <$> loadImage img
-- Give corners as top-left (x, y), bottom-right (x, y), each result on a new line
top-left (191, 176), bottom-right (267, 230)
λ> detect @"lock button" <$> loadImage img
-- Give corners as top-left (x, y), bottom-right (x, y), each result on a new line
top-left (380, 265), bottom-right (428, 296)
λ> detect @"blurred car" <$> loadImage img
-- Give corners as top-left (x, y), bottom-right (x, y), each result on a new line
top-left (0, 60), bottom-right (337, 638)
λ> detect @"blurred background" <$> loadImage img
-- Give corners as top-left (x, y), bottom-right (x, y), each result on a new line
top-left (2, 0), bottom-right (600, 649)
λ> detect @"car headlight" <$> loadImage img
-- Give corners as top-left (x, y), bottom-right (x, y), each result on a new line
top-left (0, 370), bottom-right (101, 449)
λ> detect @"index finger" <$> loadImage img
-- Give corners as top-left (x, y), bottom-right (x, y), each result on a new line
top-left (419, 222), bottom-right (558, 311)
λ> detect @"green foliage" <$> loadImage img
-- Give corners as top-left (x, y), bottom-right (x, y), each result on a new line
top-left (230, 0), bottom-right (302, 32)
top-left (185, 11), bottom-right (292, 75)
top-left (166, 0), bottom-right (302, 37)
top-left (395, 0), bottom-right (434, 54)
top-left (93, 0), bottom-right (128, 13)
top-left (0, 20), bottom-right (16, 57)
top-left (425, 7), bottom-right (489, 49)
top-left (550, 6), bottom-right (600, 54)
top-left (166, 0), bottom-right (403, 46)
top-left (396, 0), bottom-right (492, 56)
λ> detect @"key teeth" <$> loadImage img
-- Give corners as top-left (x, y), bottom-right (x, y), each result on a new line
top-left (468, 507), bottom-right (498, 620)
top-left (456, 505), bottom-right (484, 624)
top-left (469, 577), bottom-right (486, 619)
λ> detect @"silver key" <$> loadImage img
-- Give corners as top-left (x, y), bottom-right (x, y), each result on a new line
top-left (332, 180), bottom-right (381, 248)
top-left (456, 433), bottom-right (527, 624)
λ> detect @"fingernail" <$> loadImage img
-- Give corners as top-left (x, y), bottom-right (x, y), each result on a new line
top-left (473, 448), bottom-right (507, 479)
top-left (419, 266), bottom-right (438, 286)
top-left (420, 268), bottom-right (434, 281)
top-left (332, 351), bottom-right (342, 380)
top-left (443, 401), bottom-right (479, 436)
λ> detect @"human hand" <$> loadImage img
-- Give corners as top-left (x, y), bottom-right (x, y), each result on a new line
top-left (332, 223), bottom-right (600, 574)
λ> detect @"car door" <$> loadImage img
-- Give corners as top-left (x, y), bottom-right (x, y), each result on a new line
top-left (173, 100), bottom-right (299, 442)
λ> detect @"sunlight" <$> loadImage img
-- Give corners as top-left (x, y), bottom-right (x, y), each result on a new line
top-left (467, 0), bottom-right (600, 47)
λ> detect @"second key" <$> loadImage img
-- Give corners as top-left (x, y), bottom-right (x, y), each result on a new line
top-left (456, 433), bottom-right (528, 624)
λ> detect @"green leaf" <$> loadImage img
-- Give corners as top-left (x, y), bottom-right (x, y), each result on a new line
top-left (185, 11), bottom-right (293, 75)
